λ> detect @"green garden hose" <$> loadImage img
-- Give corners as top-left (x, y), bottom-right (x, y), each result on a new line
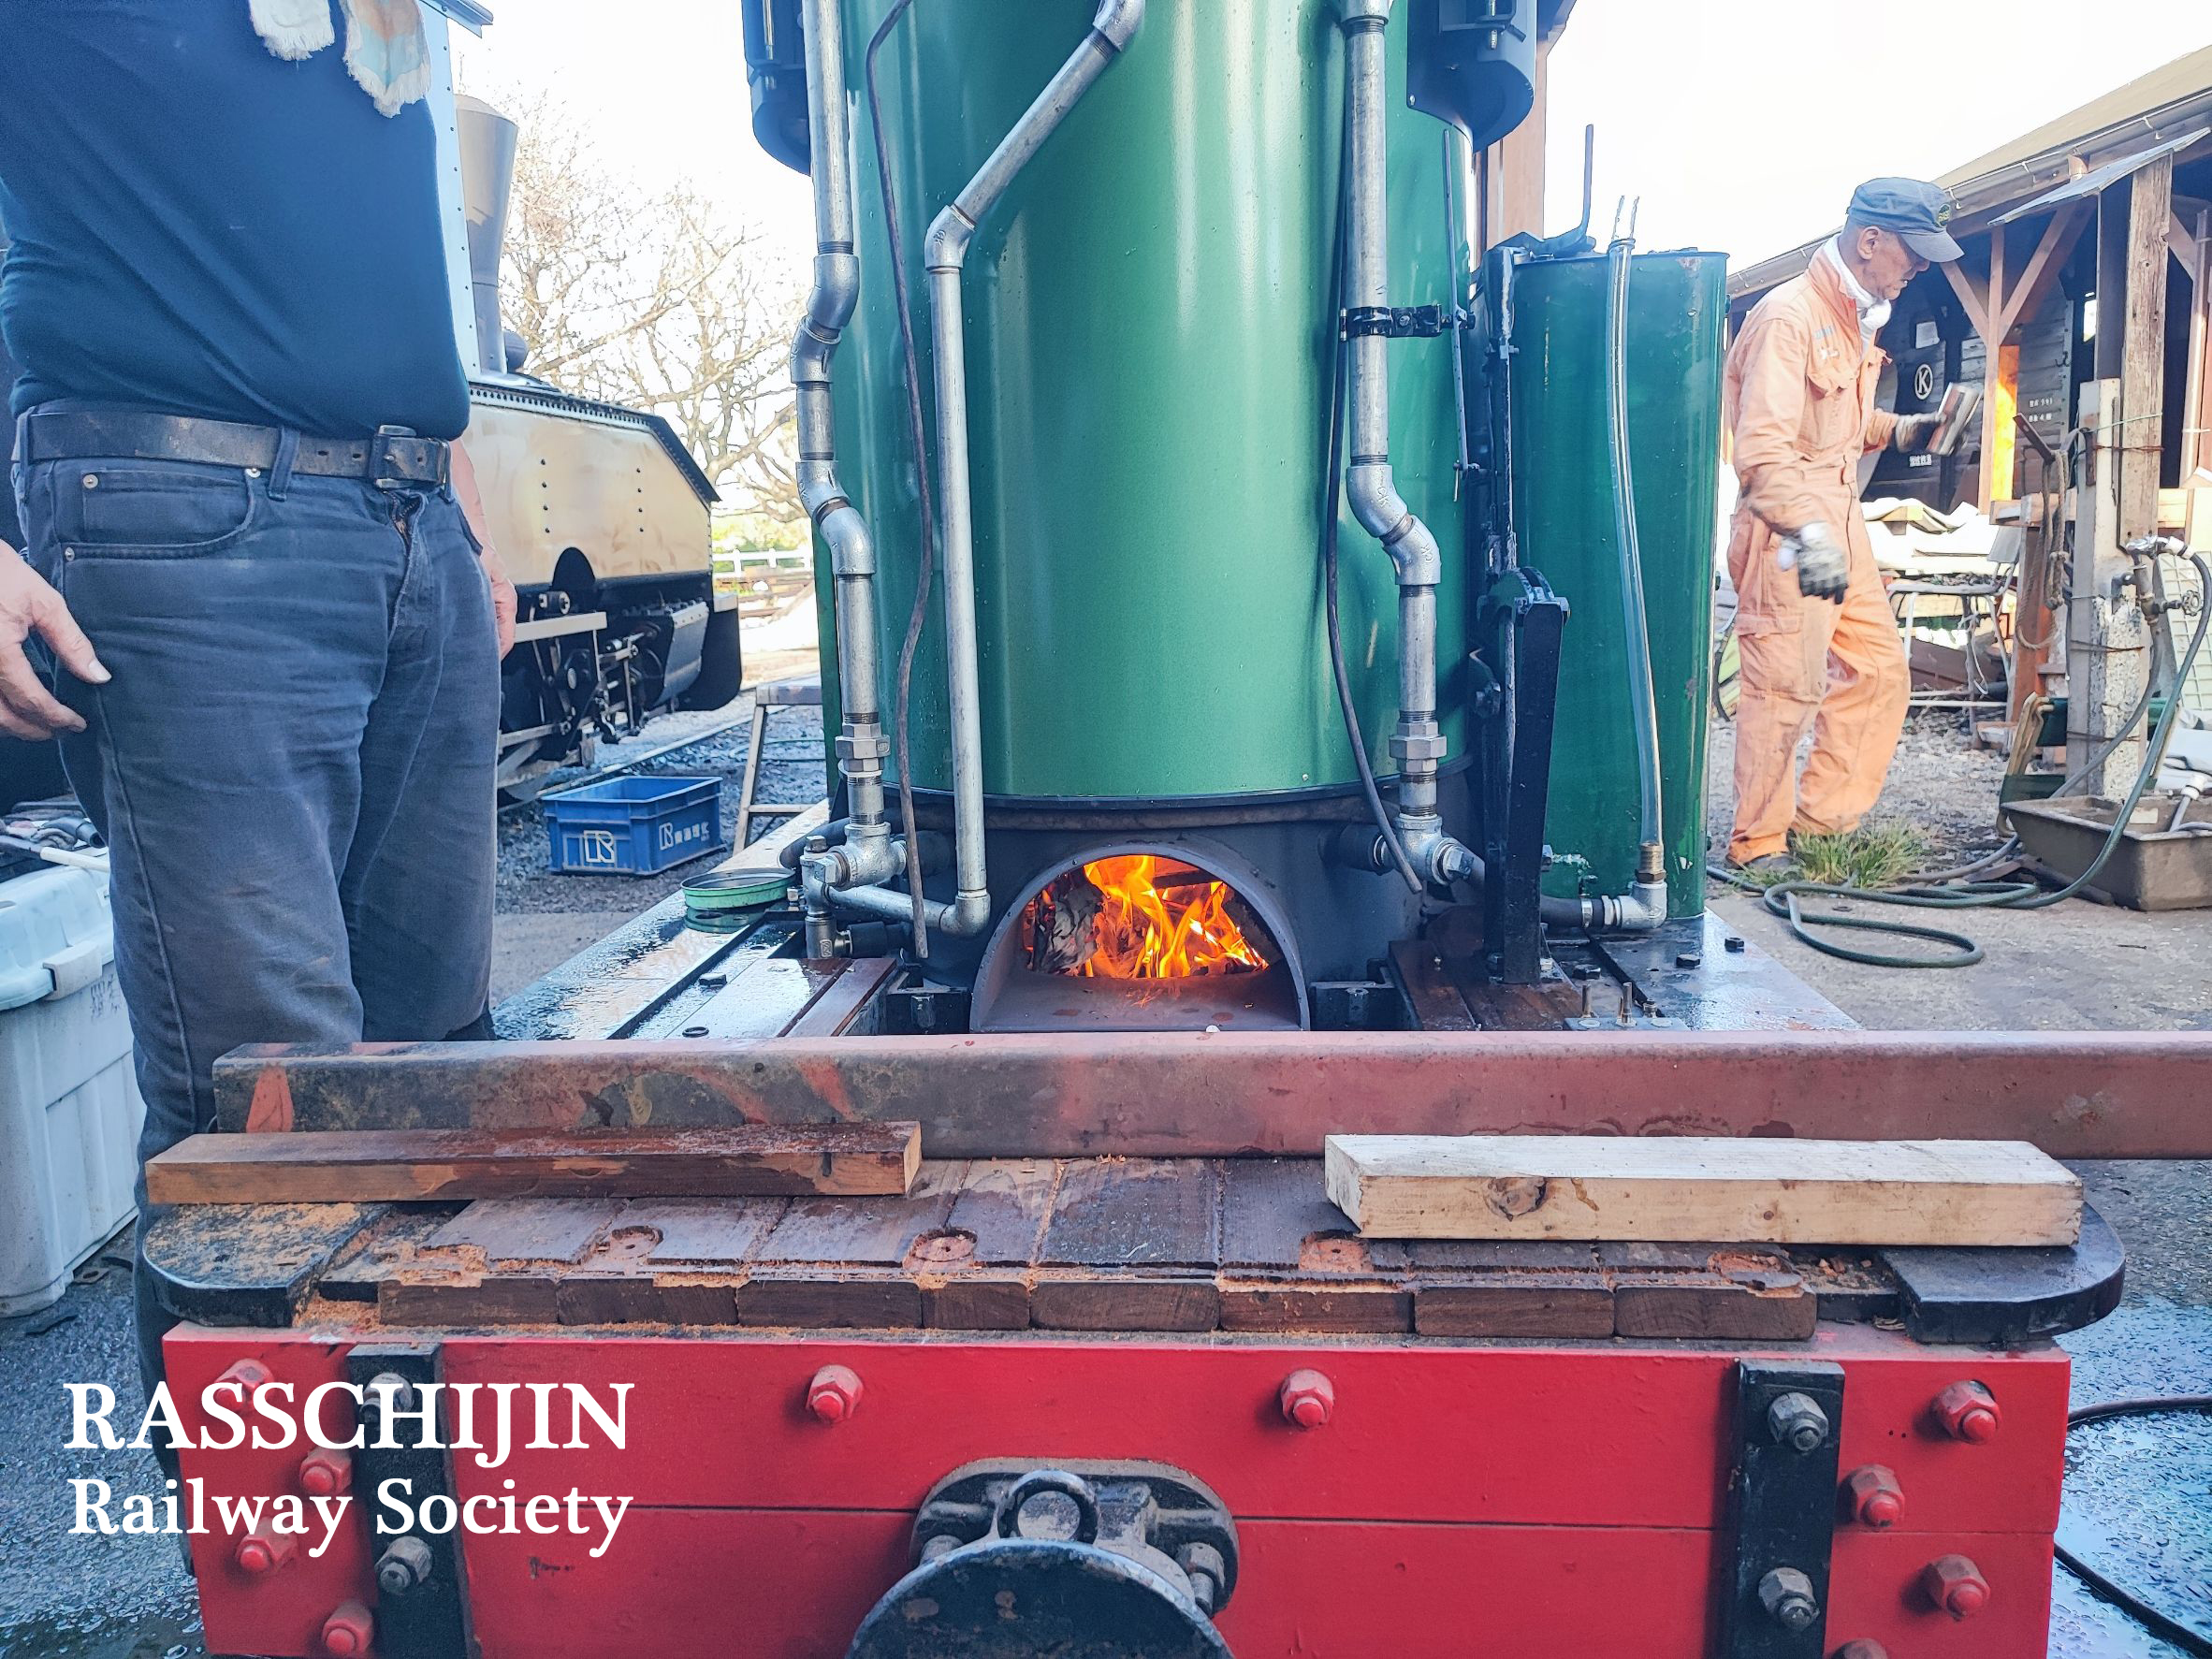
top-left (1711, 552), bottom-right (2212, 969)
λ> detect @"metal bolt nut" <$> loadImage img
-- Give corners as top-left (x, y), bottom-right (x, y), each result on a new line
top-left (1921, 1552), bottom-right (1990, 1619)
top-left (1176, 1541), bottom-right (1227, 1613)
top-left (375, 1535), bottom-right (435, 1598)
top-left (807, 1363), bottom-right (863, 1424)
top-left (1841, 1463), bottom-right (1904, 1529)
top-left (296, 1448), bottom-right (353, 1498)
top-left (1834, 1644), bottom-right (1890, 1659)
top-left (363, 1372), bottom-right (418, 1417)
top-left (1932, 1379), bottom-right (2001, 1443)
top-left (320, 1602), bottom-right (374, 1657)
top-left (233, 1521), bottom-right (297, 1576)
top-left (1278, 1369), bottom-right (1334, 1430)
top-left (215, 1358), bottom-right (273, 1395)
top-left (1767, 1390), bottom-right (1830, 1453)
top-left (1756, 1566), bottom-right (1819, 1632)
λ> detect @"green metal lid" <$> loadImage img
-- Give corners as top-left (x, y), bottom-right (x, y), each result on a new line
top-left (682, 867), bottom-right (790, 933)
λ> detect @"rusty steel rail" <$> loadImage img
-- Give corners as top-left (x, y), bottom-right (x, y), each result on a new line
top-left (214, 1031), bottom-right (2212, 1159)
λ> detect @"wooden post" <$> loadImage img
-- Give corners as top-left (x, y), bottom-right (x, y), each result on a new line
top-left (1977, 226), bottom-right (2009, 507)
top-left (2119, 153), bottom-right (2174, 541)
top-left (2187, 206), bottom-right (2211, 481)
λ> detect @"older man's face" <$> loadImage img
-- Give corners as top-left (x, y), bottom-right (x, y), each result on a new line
top-left (1854, 226), bottom-right (1928, 301)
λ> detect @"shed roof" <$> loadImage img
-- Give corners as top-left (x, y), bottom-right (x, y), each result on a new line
top-left (1730, 43), bottom-right (2212, 300)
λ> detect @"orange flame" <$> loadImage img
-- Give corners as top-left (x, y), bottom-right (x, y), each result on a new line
top-left (1024, 855), bottom-right (1272, 980)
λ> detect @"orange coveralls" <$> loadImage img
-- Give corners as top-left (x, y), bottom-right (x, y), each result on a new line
top-left (1721, 254), bottom-right (1911, 865)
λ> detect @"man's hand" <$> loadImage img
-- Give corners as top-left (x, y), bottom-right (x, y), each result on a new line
top-left (481, 538), bottom-right (517, 660)
top-left (0, 544), bottom-right (109, 738)
top-left (1776, 521), bottom-right (1848, 604)
top-left (1892, 410), bottom-right (1942, 455)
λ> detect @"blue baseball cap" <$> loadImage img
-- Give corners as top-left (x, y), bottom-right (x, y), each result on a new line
top-left (1846, 178), bottom-right (1964, 263)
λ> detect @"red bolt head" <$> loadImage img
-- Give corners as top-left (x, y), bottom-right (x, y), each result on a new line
top-left (320, 1602), bottom-right (374, 1657)
top-left (807, 1363), bottom-right (863, 1423)
top-left (233, 1523), bottom-right (296, 1576)
top-left (297, 1448), bottom-right (353, 1498)
top-left (1921, 1553), bottom-right (1991, 1620)
top-left (1932, 1380), bottom-right (2001, 1444)
top-left (1842, 1463), bottom-right (1905, 1528)
top-left (1278, 1369), bottom-right (1334, 1430)
top-left (216, 1358), bottom-right (273, 1395)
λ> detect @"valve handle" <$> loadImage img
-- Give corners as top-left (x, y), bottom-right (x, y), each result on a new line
top-left (992, 1469), bottom-right (1101, 1546)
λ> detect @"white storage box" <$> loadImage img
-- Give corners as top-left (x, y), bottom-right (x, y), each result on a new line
top-left (0, 863), bottom-right (145, 1317)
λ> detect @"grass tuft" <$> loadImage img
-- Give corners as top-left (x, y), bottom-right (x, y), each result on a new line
top-left (1788, 824), bottom-right (1929, 890)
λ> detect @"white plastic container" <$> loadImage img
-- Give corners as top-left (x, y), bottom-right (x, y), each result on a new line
top-left (0, 863), bottom-right (145, 1316)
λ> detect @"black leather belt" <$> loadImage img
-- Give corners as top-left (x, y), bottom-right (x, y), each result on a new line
top-left (22, 411), bottom-right (450, 488)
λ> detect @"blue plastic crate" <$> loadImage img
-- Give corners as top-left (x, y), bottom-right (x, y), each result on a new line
top-left (543, 775), bottom-right (725, 876)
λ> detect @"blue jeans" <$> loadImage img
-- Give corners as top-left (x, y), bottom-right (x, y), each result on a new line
top-left (12, 415), bottom-right (498, 1396)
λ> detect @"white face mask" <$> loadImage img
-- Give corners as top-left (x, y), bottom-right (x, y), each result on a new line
top-left (1860, 298), bottom-right (1892, 343)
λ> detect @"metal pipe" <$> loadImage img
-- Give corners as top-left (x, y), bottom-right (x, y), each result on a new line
top-left (1338, 0), bottom-right (1474, 890)
top-left (910, 0), bottom-right (1146, 939)
top-left (1605, 226), bottom-right (1668, 915)
top-left (792, 0), bottom-right (889, 867)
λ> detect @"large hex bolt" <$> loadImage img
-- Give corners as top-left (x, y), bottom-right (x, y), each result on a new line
top-left (319, 1602), bottom-right (375, 1658)
top-left (1177, 1542), bottom-right (1227, 1614)
top-left (1834, 1644), bottom-right (1890, 1659)
top-left (1278, 1369), bottom-right (1334, 1430)
top-left (1921, 1553), bottom-right (1991, 1619)
top-left (233, 1521), bottom-right (298, 1577)
top-left (1756, 1566), bottom-right (1819, 1632)
top-left (1766, 1391), bottom-right (1831, 1453)
top-left (215, 1358), bottom-right (273, 1396)
top-left (361, 1372), bottom-right (419, 1430)
top-left (1841, 1463), bottom-right (1905, 1528)
top-left (296, 1448), bottom-right (353, 1498)
top-left (807, 1364), bottom-right (864, 1424)
top-left (376, 1535), bottom-right (436, 1598)
top-left (1931, 1380), bottom-right (2001, 1444)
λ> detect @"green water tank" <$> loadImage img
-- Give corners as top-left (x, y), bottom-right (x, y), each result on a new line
top-left (1500, 252), bottom-right (1727, 919)
top-left (825, 0), bottom-right (1472, 803)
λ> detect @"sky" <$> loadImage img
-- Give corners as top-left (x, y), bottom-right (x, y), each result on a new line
top-left (453, 0), bottom-right (2212, 269)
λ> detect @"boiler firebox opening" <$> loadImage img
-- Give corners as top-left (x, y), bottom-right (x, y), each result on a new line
top-left (1019, 855), bottom-right (1275, 980)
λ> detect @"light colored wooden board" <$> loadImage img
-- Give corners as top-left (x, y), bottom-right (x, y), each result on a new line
top-left (1324, 1136), bottom-right (2080, 1247)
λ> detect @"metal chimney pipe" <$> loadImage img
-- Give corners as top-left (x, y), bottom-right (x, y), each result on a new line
top-left (455, 95), bottom-right (519, 377)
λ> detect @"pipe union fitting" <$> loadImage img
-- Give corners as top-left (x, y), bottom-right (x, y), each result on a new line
top-left (1338, 0), bottom-right (1391, 25)
top-left (835, 729), bottom-right (891, 764)
top-left (1390, 731), bottom-right (1448, 764)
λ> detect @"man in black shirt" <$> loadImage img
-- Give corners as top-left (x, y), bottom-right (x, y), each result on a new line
top-left (0, 0), bottom-right (515, 1396)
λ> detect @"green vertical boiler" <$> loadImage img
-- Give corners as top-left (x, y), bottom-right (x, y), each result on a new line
top-left (829, 0), bottom-right (1469, 803)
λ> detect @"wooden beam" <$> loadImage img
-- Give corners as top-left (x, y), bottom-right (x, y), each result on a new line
top-left (2121, 153), bottom-right (2176, 540)
top-left (1996, 204), bottom-right (2091, 340)
top-left (145, 1124), bottom-right (924, 1204)
top-left (1323, 1136), bottom-right (2082, 1247)
top-left (1943, 259), bottom-right (1994, 343)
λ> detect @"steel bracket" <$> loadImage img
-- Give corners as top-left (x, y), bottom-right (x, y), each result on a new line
top-left (348, 1344), bottom-right (472, 1659)
top-left (1720, 1360), bottom-right (1844, 1659)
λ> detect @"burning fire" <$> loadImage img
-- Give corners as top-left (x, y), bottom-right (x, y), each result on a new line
top-left (1022, 855), bottom-right (1273, 980)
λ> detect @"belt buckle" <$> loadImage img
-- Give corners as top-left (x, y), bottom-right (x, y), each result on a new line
top-left (369, 425), bottom-right (446, 491)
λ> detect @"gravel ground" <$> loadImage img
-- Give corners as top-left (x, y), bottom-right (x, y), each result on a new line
top-left (1706, 706), bottom-right (2012, 868)
top-left (495, 692), bottom-right (826, 919)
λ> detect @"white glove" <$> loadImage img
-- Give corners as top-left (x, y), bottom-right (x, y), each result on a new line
top-left (1777, 522), bottom-right (1848, 604)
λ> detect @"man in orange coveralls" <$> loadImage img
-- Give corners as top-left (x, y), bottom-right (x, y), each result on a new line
top-left (1723, 179), bottom-right (1963, 872)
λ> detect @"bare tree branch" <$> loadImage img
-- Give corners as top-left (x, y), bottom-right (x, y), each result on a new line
top-left (496, 93), bottom-right (806, 524)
